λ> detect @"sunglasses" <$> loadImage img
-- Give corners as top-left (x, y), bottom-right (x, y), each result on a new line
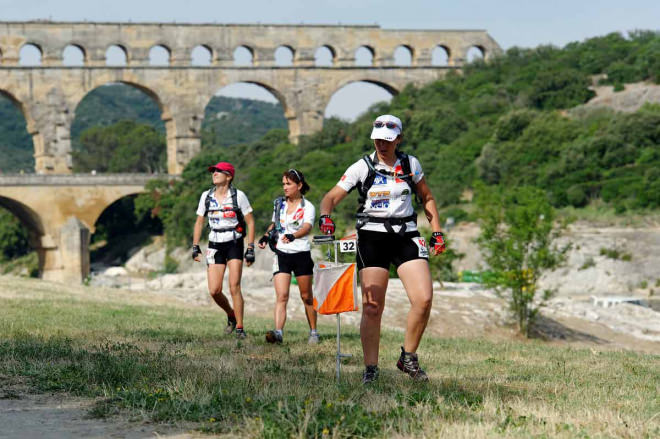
top-left (212, 168), bottom-right (232, 175)
top-left (373, 121), bottom-right (399, 130)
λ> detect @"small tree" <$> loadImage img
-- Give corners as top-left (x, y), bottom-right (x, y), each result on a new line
top-left (475, 185), bottom-right (570, 337)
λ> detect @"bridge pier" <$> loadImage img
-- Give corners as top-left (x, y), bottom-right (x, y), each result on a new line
top-left (41, 217), bottom-right (91, 283)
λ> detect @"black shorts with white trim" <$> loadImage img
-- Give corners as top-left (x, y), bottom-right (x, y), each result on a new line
top-left (356, 229), bottom-right (428, 271)
top-left (273, 251), bottom-right (314, 277)
top-left (206, 239), bottom-right (244, 265)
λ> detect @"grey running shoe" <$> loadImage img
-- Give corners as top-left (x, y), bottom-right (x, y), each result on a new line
top-left (225, 315), bottom-right (237, 334)
top-left (265, 330), bottom-right (283, 344)
top-left (235, 328), bottom-right (247, 339)
top-left (396, 347), bottom-right (429, 381)
top-left (307, 332), bottom-right (320, 345)
top-left (362, 365), bottom-right (380, 384)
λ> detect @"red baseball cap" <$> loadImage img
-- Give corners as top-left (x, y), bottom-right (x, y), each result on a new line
top-left (208, 162), bottom-right (235, 177)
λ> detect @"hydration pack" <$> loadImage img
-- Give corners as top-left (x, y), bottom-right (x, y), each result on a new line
top-left (204, 185), bottom-right (246, 237)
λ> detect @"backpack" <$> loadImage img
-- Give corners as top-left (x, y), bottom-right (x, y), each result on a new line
top-left (204, 185), bottom-right (246, 235)
top-left (267, 196), bottom-right (306, 253)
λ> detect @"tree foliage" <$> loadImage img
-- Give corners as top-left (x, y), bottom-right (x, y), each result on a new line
top-left (475, 185), bottom-right (570, 336)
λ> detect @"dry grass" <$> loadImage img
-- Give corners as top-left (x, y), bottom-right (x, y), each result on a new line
top-left (1, 275), bottom-right (658, 438)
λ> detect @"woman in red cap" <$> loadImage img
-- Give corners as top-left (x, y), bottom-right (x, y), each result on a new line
top-left (257, 169), bottom-right (318, 345)
top-left (192, 161), bottom-right (256, 339)
top-left (319, 114), bottom-right (446, 384)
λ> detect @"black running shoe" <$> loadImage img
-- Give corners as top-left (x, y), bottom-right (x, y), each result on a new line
top-left (265, 330), bottom-right (283, 344)
top-left (235, 328), bottom-right (247, 339)
top-left (362, 365), bottom-right (379, 384)
top-left (225, 315), bottom-right (237, 334)
top-left (396, 347), bottom-right (429, 381)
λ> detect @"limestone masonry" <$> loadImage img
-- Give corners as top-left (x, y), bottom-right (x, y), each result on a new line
top-left (0, 21), bottom-right (500, 282)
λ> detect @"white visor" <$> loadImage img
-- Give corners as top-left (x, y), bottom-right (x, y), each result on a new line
top-left (370, 115), bottom-right (402, 141)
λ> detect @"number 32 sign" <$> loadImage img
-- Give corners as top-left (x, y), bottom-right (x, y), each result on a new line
top-left (339, 239), bottom-right (356, 253)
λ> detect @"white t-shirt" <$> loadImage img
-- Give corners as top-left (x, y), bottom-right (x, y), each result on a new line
top-left (270, 197), bottom-right (315, 253)
top-left (336, 152), bottom-right (424, 233)
top-left (196, 188), bottom-right (253, 243)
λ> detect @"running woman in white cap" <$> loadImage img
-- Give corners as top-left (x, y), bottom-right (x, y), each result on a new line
top-left (258, 169), bottom-right (318, 345)
top-left (319, 115), bottom-right (446, 384)
top-left (192, 161), bottom-right (256, 339)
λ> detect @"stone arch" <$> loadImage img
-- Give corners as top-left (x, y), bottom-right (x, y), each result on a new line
top-left (355, 45), bottom-right (375, 66)
top-left (70, 80), bottom-right (171, 173)
top-left (315, 45), bottom-right (336, 66)
top-left (105, 44), bottom-right (129, 66)
top-left (233, 45), bottom-right (254, 66)
top-left (87, 190), bottom-right (148, 233)
top-left (393, 45), bottom-right (414, 66)
top-left (62, 44), bottom-right (86, 66)
top-left (191, 44), bottom-right (213, 66)
top-left (274, 45), bottom-right (295, 66)
top-left (0, 88), bottom-right (39, 168)
top-left (324, 78), bottom-right (398, 120)
top-left (466, 45), bottom-right (486, 63)
top-left (19, 42), bottom-right (43, 66)
top-left (0, 195), bottom-right (45, 275)
top-left (148, 44), bottom-right (171, 66)
top-left (201, 79), bottom-right (291, 146)
top-left (432, 45), bottom-right (451, 66)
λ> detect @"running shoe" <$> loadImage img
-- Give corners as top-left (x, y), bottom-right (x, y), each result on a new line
top-left (307, 332), bottom-right (320, 345)
top-left (396, 347), bottom-right (429, 381)
top-left (265, 330), bottom-right (283, 344)
top-left (362, 365), bottom-right (379, 384)
top-left (224, 315), bottom-right (237, 334)
top-left (235, 328), bottom-right (247, 339)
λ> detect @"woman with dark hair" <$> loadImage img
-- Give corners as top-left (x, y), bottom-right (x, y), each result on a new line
top-left (319, 115), bottom-right (446, 384)
top-left (258, 169), bottom-right (318, 344)
top-left (192, 161), bottom-right (256, 339)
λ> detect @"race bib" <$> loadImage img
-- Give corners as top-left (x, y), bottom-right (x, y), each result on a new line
top-left (412, 237), bottom-right (429, 258)
top-left (206, 248), bottom-right (217, 265)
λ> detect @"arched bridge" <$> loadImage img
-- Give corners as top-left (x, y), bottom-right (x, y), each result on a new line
top-left (0, 21), bottom-right (501, 174)
top-left (0, 174), bottom-right (165, 282)
top-left (0, 21), bottom-right (500, 282)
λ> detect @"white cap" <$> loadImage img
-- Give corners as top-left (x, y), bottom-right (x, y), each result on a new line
top-left (370, 114), bottom-right (402, 141)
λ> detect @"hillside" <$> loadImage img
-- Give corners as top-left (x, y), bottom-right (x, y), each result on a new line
top-left (137, 31), bottom-right (660, 247)
top-left (0, 85), bottom-right (287, 173)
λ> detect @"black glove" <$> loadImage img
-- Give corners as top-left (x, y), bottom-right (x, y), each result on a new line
top-left (192, 244), bottom-right (202, 260)
top-left (284, 233), bottom-right (296, 242)
top-left (258, 235), bottom-right (269, 246)
top-left (244, 245), bottom-right (255, 263)
top-left (430, 231), bottom-right (446, 254)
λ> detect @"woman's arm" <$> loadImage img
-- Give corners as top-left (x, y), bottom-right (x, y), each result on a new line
top-left (192, 215), bottom-right (205, 262)
top-left (244, 212), bottom-right (255, 246)
top-left (320, 186), bottom-right (350, 216)
top-left (415, 177), bottom-right (442, 233)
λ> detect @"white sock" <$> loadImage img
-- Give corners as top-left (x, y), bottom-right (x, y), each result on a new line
top-left (274, 329), bottom-right (283, 337)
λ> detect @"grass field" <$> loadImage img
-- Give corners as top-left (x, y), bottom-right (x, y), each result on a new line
top-left (1, 277), bottom-right (658, 438)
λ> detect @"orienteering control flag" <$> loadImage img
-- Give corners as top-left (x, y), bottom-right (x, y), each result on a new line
top-left (313, 262), bottom-right (358, 315)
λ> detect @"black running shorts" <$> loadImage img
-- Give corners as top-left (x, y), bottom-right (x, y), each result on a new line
top-left (206, 239), bottom-right (244, 265)
top-left (273, 251), bottom-right (314, 277)
top-left (356, 229), bottom-right (429, 271)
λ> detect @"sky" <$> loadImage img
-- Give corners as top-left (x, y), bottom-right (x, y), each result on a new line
top-left (3, 0), bottom-right (659, 120)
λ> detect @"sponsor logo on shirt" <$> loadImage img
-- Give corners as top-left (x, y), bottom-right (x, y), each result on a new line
top-left (222, 209), bottom-right (236, 218)
top-left (340, 175), bottom-right (347, 181)
top-left (394, 165), bottom-right (404, 183)
top-left (373, 175), bottom-right (387, 186)
top-left (293, 209), bottom-right (304, 221)
top-left (369, 190), bottom-right (390, 198)
top-left (370, 198), bottom-right (390, 209)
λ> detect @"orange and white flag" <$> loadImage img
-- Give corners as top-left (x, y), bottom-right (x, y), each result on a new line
top-left (313, 262), bottom-right (358, 315)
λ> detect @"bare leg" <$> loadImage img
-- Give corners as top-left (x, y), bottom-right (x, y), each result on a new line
top-left (397, 259), bottom-right (433, 353)
top-left (207, 264), bottom-right (233, 314)
top-left (273, 273), bottom-right (291, 330)
top-left (296, 274), bottom-right (316, 330)
top-left (359, 267), bottom-right (389, 366)
top-left (226, 258), bottom-right (245, 328)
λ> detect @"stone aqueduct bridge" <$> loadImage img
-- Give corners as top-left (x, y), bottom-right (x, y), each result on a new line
top-left (0, 22), bottom-right (501, 282)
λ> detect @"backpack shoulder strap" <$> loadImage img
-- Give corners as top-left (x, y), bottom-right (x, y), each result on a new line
top-left (204, 186), bottom-right (216, 217)
top-left (356, 155), bottom-right (378, 213)
top-left (396, 151), bottom-right (420, 203)
top-left (230, 185), bottom-right (246, 228)
top-left (273, 197), bottom-right (285, 230)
